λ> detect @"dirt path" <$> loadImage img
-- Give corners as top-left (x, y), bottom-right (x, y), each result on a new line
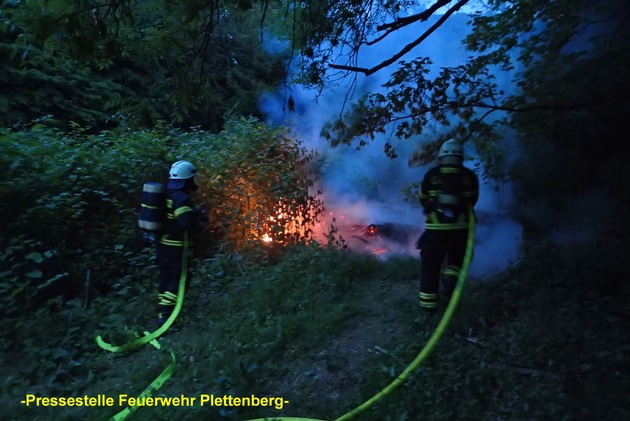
top-left (268, 276), bottom-right (420, 414)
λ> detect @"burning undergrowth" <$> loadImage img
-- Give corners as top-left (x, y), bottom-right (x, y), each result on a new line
top-left (247, 193), bottom-right (424, 260)
top-left (309, 200), bottom-right (424, 260)
top-left (185, 117), bottom-right (424, 260)
top-left (175, 118), bottom-right (323, 253)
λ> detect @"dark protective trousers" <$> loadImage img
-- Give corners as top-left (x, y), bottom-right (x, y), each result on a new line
top-left (419, 228), bottom-right (469, 309)
top-left (156, 244), bottom-right (188, 321)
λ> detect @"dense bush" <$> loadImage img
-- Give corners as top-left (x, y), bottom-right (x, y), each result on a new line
top-left (2, 120), bottom-right (160, 317)
top-left (0, 117), bottom-right (323, 319)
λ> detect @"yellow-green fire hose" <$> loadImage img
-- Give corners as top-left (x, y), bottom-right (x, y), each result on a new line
top-left (107, 335), bottom-right (176, 421)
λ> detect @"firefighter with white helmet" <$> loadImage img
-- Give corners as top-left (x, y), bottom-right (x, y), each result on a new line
top-left (155, 160), bottom-right (202, 325)
top-left (417, 139), bottom-right (479, 310)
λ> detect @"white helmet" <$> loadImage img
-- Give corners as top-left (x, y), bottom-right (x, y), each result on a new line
top-left (438, 139), bottom-right (464, 159)
top-left (169, 160), bottom-right (197, 179)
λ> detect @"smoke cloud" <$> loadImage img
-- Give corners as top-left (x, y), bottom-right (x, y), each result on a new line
top-left (259, 11), bottom-right (522, 278)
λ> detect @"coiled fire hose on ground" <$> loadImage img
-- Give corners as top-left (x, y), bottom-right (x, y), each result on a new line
top-left (96, 206), bottom-right (475, 421)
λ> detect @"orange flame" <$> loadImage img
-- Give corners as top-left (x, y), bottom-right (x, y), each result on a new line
top-left (366, 246), bottom-right (389, 255)
top-left (259, 200), bottom-right (306, 244)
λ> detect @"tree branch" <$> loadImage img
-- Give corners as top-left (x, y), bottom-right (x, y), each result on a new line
top-left (259, 0), bottom-right (269, 43)
top-left (391, 98), bottom-right (623, 123)
top-left (52, 0), bottom-right (128, 24)
top-left (368, 0), bottom-right (457, 46)
top-left (360, 94), bottom-right (629, 140)
top-left (329, 0), bottom-right (469, 76)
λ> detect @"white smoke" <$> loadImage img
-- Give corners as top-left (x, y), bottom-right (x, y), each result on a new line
top-left (259, 9), bottom-right (522, 278)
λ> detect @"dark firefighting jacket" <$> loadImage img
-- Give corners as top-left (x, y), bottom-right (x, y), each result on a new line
top-left (419, 164), bottom-right (479, 230)
top-left (159, 189), bottom-right (199, 247)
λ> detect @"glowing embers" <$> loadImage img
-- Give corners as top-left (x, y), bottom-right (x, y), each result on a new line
top-left (351, 224), bottom-right (396, 256)
top-left (259, 204), bottom-right (285, 244)
top-left (259, 200), bottom-right (310, 245)
top-left (366, 245), bottom-right (389, 256)
top-left (320, 209), bottom-right (422, 258)
top-left (256, 202), bottom-right (422, 258)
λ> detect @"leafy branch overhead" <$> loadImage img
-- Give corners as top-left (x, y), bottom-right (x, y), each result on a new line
top-left (290, 0), bottom-right (630, 175)
top-left (327, 0), bottom-right (470, 76)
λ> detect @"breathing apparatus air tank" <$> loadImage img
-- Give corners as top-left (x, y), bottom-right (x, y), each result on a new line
top-left (138, 182), bottom-right (166, 243)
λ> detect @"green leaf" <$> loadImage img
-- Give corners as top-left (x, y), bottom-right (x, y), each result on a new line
top-left (26, 270), bottom-right (43, 278)
top-left (38, 273), bottom-right (68, 289)
top-left (51, 348), bottom-right (69, 360)
top-left (11, 286), bottom-right (24, 297)
top-left (25, 252), bottom-right (44, 263)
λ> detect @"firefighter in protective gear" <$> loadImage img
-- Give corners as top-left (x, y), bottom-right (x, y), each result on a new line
top-left (417, 139), bottom-right (479, 310)
top-left (156, 160), bottom-right (202, 325)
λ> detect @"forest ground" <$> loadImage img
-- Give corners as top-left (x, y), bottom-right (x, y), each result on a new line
top-left (2, 231), bottom-right (629, 421)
